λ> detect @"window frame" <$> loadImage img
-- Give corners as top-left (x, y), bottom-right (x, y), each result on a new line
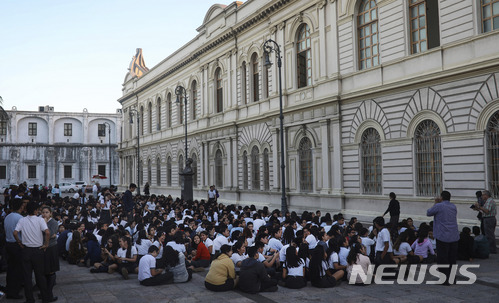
top-left (215, 149), bottom-right (223, 188)
top-left (252, 53), bottom-right (260, 102)
top-left (297, 23), bottom-right (312, 88)
top-left (360, 128), bottom-right (382, 194)
top-left (481, 0), bottom-right (499, 33)
top-left (28, 165), bottom-right (36, 179)
top-left (156, 158), bottom-right (161, 186)
top-left (28, 122), bottom-right (37, 136)
top-left (243, 151), bottom-right (248, 190)
top-left (414, 119), bottom-right (442, 197)
top-left (298, 137), bottom-right (313, 192)
top-left (486, 110), bottom-right (499, 196)
top-left (0, 121), bottom-right (7, 135)
top-left (251, 146), bottom-right (260, 190)
top-left (0, 165), bottom-right (7, 179)
top-left (358, 0), bottom-right (380, 70)
top-left (191, 81), bottom-right (197, 120)
top-left (98, 165), bottom-right (106, 177)
top-left (263, 148), bottom-right (270, 191)
top-left (98, 124), bottom-right (106, 137)
top-left (215, 68), bottom-right (223, 113)
top-left (167, 156), bottom-right (172, 186)
top-left (64, 165), bottom-right (72, 179)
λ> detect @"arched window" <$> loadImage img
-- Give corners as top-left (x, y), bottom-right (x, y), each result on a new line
top-left (251, 146), bottom-right (260, 190)
top-left (157, 98), bottom-right (161, 130)
top-left (297, 24), bottom-right (312, 88)
top-left (487, 111), bottom-right (499, 196)
top-left (215, 68), bottom-right (223, 113)
top-left (167, 156), bottom-right (172, 186)
top-left (192, 154), bottom-right (198, 188)
top-left (167, 93), bottom-right (172, 128)
top-left (241, 62), bottom-right (247, 104)
top-left (148, 102), bottom-right (152, 133)
top-left (481, 0), bottom-right (499, 33)
top-left (415, 120), bottom-right (442, 196)
top-left (299, 137), bottom-right (313, 192)
top-left (409, 0), bottom-right (440, 54)
top-left (251, 53), bottom-right (260, 102)
top-left (147, 159), bottom-right (152, 183)
top-left (243, 151), bottom-right (248, 190)
top-left (140, 106), bottom-right (144, 135)
top-left (215, 149), bottom-right (223, 188)
top-left (156, 158), bottom-right (161, 186)
top-left (358, 0), bottom-right (379, 70)
top-left (179, 155), bottom-right (184, 187)
top-left (361, 128), bottom-right (382, 194)
top-left (263, 148), bottom-right (270, 191)
top-left (191, 81), bottom-right (197, 120)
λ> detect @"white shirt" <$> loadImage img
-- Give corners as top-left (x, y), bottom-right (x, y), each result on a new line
top-left (328, 252), bottom-right (339, 268)
top-left (339, 246), bottom-right (350, 266)
top-left (73, 192), bottom-right (80, 200)
top-left (138, 254), bottom-right (156, 281)
top-left (394, 242), bottom-right (412, 256)
top-left (166, 241), bottom-right (186, 253)
top-left (231, 253), bottom-right (247, 267)
top-left (135, 240), bottom-right (153, 256)
top-left (213, 234), bottom-right (229, 252)
top-left (152, 241), bottom-right (163, 259)
top-left (117, 246), bottom-right (137, 263)
top-left (279, 244), bottom-right (290, 262)
top-left (252, 218), bottom-right (266, 232)
top-left (146, 201), bottom-right (156, 211)
top-left (15, 215), bottom-right (48, 247)
top-left (360, 237), bottom-right (375, 257)
top-left (306, 235), bottom-right (317, 250)
top-left (286, 260), bottom-right (305, 277)
top-left (204, 238), bottom-right (214, 255)
top-left (268, 238), bottom-right (283, 252)
top-left (375, 228), bottom-right (393, 253)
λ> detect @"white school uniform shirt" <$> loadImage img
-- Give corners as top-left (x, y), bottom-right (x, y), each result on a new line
top-left (213, 234), bottom-right (229, 252)
top-left (117, 246), bottom-right (138, 263)
top-left (286, 259), bottom-right (305, 277)
top-left (146, 201), bottom-right (156, 211)
top-left (360, 237), bottom-right (375, 257)
top-left (166, 241), bottom-right (186, 254)
top-left (152, 241), bottom-right (164, 259)
top-left (279, 244), bottom-right (290, 262)
top-left (14, 215), bottom-right (48, 247)
top-left (231, 253), bottom-right (247, 267)
top-left (339, 246), bottom-right (350, 266)
top-left (138, 254), bottom-right (156, 281)
top-left (204, 238), bottom-right (214, 254)
top-left (375, 228), bottom-right (393, 253)
top-left (328, 252), bottom-right (339, 268)
top-left (135, 240), bottom-right (153, 256)
top-left (268, 238), bottom-right (283, 252)
top-left (252, 218), bottom-right (266, 233)
top-left (394, 242), bottom-right (412, 256)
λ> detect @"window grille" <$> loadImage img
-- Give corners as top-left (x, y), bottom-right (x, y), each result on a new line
top-left (64, 165), bottom-right (72, 179)
top-left (251, 146), bottom-right (260, 190)
top-left (98, 124), bottom-right (106, 137)
top-left (215, 149), bottom-right (223, 188)
top-left (147, 159), bottom-right (152, 183)
top-left (192, 154), bottom-right (198, 187)
top-left (299, 137), bottom-right (313, 192)
top-left (361, 128), bottom-right (382, 194)
top-left (64, 123), bottom-right (72, 136)
top-left (243, 151), bottom-right (248, 190)
top-left (28, 122), bottom-right (37, 136)
top-left (156, 158), bottom-right (161, 186)
top-left (263, 149), bottom-right (270, 191)
top-left (415, 120), bottom-right (442, 196)
top-left (487, 111), bottom-right (499, 196)
top-left (167, 157), bottom-right (172, 186)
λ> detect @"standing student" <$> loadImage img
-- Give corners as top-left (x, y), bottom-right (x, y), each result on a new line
top-left (138, 246), bottom-right (174, 286)
top-left (475, 190), bottom-right (497, 254)
top-left (373, 217), bottom-right (395, 266)
top-left (123, 183), bottom-right (137, 224)
top-left (41, 206), bottom-right (60, 302)
top-left (427, 191), bottom-right (459, 285)
top-left (4, 199), bottom-right (24, 299)
top-left (383, 192), bottom-right (400, 230)
top-left (13, 201), bottom-right (51, 303)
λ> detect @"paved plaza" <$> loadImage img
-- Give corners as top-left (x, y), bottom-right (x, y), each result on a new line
top-left (1, 253), bottom-right (498, 303)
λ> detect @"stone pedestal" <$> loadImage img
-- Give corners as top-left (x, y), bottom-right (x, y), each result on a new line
top-left (180, 158), bottom-right (194, 202)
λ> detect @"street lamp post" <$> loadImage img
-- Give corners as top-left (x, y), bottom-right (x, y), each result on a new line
top-left (263, 39), bottom-right (288, 214)
top-left (129, 108), bottom-right (141, 195)
top-left (175, 85), bottom-right (194, 201)
top-left (103, 122), bottom-right (112, 190)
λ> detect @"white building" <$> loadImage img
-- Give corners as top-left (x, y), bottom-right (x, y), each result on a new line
top-left (0, 106), bottom-right (121, 188)
top-left (117, 0), bottom-right (499, 226)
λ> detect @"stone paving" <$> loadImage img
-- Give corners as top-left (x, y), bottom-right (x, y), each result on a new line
top-left (1, 253), bottom-right (498, 303)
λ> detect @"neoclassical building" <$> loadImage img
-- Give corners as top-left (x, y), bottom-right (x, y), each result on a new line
top-left (117, 0), bottom-right (499, 225)
top-left (0, 106), bottom-right (121, 187)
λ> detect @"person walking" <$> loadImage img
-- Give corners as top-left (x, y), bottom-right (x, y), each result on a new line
top-left (475, 190), bottom-right (497, 254)
top-left (427, 191), bottom-right (459, 285)
top-left (383, 192), bottom-right (400, 229)
top-left (3, 199), bottom-right (25, 299)
top-left (13, 201), bottom-right (52, 303)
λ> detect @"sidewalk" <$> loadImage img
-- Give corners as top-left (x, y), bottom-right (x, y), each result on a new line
top-left (1, 254), bottom-right (498, 303)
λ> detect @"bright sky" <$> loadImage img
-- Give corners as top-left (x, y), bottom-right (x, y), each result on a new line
top-left (0, 0), bottom-right (230, 114)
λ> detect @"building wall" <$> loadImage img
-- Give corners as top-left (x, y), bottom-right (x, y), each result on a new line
top-left (0, 108), bottom-right (122, 187)
top-left (117, 0), bottom-right (499, 226)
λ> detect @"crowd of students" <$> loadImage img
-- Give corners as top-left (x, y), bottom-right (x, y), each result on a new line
top-left (0, 182), bottom-right (494, 300)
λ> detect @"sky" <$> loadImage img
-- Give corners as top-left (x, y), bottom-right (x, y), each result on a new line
top-left (0, 0), bottom-right (231, 114)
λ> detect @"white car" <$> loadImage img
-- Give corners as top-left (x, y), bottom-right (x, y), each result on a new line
top-left (73, 181), bottom-right (87, 192)
top-left (58, 182), bottom-right (76, 193)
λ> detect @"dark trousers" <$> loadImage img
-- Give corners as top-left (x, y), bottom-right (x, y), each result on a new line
top-left (140, 271), bottom-right (174, 286)
top-left (22, 247), bottom-right (49, 303)
top-left (483, 216), bottom-right (497, 253)
top-left (436, 239), bottom-right (458, 283)
top-left (284, 276), bottom-right (306, 289)
top-left (205, 278), bottom-right (234, 292)
top-left (5, 242), bottom-right (23, 297)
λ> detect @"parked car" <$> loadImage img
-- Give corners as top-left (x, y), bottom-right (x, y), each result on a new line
top-left (73, 181), bottom-right (87, 192)
top-left (58, 182), bottom-right (76, 193)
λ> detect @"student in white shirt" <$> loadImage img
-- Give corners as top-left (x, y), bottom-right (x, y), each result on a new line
top-left (282, 246), bottom-right (306, 289)
top-left (373, 217), bottom-right (395, 265)
top-left (213, 225), bottom-right (230, 253)
top-left (230, 241), bottom-right (247, 269)
top-left (138, 245), bottom-right (173, 286)
top-left (268, 227), bottom-right (284, 252)
top-left (359, 228), bottom-right (376, 259)
top-left (108, 237), bottom-right (137, 280)
top-left (200, 231), bottom-right (214, 256)
top-left (338, 236), bottom-right (350, 266)
top-left (346, 243), bottom-right (372, 285)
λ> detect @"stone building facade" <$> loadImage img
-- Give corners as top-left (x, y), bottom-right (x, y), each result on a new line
top-left (117, 0), bottom-right (499, 225)
top-left (0, 106), bottom-right (121, 188)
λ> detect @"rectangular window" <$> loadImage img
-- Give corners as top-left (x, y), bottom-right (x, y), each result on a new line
top-left (482, 0), bottom-right (499, 33)
top-left (64, 123), bottom-right (72, 136)
top-left (0, 166), bottom-right (6, 179)
top-left (0, 121), bottom-right (6, 135)
top-left (98, 124), bottom-right (106, 137)
top-left (64, 165), bottom-right (72, 179)
top-left (28, 165), bottom-right (36, 179)
top-left (98, 165), bottom-right (106, 176)
top-left (28, 122), bottom-right (37, 136)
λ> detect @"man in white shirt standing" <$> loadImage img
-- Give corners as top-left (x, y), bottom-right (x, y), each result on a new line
top-left (373, 216), bottom-right (394, 266)
top-left (13, 201), bottom-right (51, 303)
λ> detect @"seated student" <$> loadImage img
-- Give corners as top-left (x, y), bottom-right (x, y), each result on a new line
top-left (472, 226), bottom-right (489, 259)
top-left (135, 230), bottom-right (153, 262)
top-left (108, 237), bottom-right (138, 280)
top-left (346, 243), bottom-right (371, 285)
top-left (205, 244), bottom-right (237, 292)
top-left (392, 230), bottom-right (420, 264)
top-left (254, 241), bottom-right (279, 278)
top-left (91, 237), bottom-right (118, 273)
top-left (373, 217), bottom-right (396, 266)
top-left (138, 245), bottom-right (174, 286)
top-left (187, 234), bottom-right (211, 270)
top-left (282, 246), bottom-right (306, 289)
top-left (238, 246), bottom-right (278, 293)
top-left (359, 228), bottom-right (376, 262)
top-left (230, 241), bottom-right (247, 270)
top-left (410, 226), bottom-right (435, 263)
top-left (338, 236), bottom-right (350, 267)
top-left (309, 245), bottom-right (343, 288)
top-left (458, 227), bottom-right (475, 261)
top-left (164, 246), bottom-right (192, 283)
